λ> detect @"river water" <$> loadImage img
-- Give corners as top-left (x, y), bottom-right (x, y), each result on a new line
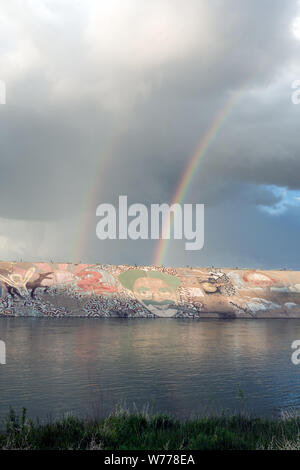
top-left (0, 317), bottom-right (300, 422)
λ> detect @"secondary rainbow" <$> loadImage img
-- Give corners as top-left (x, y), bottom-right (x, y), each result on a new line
top-left (73, 125), bottom-right (124, 263)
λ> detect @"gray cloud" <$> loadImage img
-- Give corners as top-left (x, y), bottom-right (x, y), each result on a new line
top-left (0, 0), bottom-right (300, 267)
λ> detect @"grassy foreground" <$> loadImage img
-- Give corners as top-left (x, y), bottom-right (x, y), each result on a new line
top-left (1, 407), bottom-right (300, 450)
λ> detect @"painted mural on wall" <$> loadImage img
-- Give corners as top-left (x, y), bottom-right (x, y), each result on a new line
top-left (118, 269), bottom-right (181, 317)
top-left (0, 261), bottom-right (300, 318)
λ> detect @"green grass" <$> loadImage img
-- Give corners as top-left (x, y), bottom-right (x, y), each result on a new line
top-left (1, 406), bottom-right (300, 450)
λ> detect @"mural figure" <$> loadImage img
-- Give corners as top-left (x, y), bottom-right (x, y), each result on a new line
top-left (34, 263), bottom-right (117, 295)
top-left (0, 262), bottom-right (300, 318)
top-left (26, 272), bottom-right (54, 298)
top-left (271, 285), bottom-right (300, 294)
top-left (0, 267), bottom-right (36, 297)
top-left (119, 269), bottom-right (181, 317)
top-left (76, 269), bottom-right (117, 295)
top-left (0, 264), bottom-right (53, 299)
top-left (36, 263), bottom-right (79, 286)
top-left (198, 270), bottom-right (236, 296)
top-left (242, 271), bottom-right (275, 287)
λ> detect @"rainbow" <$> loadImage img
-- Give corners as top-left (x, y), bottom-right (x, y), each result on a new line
top-left (73, 124), bottom-right (125, 263)
top-left (153, 87), bottom-right (248, 266)
top-left (74, 79), bottom-right (253, 265)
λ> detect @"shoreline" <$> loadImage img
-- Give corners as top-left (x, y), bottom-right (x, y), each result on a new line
top-left (1, 407), bottom-right (300, 450)
top-left (3, 313), bottom-right (300, 319)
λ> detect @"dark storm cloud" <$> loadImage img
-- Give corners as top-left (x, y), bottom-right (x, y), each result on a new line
top-left (0, 0), bottom-right (300, 266)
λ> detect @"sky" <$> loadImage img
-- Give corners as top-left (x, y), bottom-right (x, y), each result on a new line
top-left (1, 0), bottom-right (300, 269)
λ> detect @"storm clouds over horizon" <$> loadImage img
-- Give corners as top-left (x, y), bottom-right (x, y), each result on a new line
top-left (1, 0), bottom-right (300, 268)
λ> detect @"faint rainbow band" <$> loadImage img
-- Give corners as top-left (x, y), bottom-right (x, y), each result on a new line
top-left (153, 82), bottom-right (252, 266)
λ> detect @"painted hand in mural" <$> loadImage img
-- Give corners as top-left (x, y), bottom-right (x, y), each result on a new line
top-left (0, 267), bottom-right (36, 297)
top-left (76, 271), bottom-right (117, 295)
top-left (26, 272), bottom-right (54, 298)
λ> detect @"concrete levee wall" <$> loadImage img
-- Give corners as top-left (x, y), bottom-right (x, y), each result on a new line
top-left (0, 261), bottom-right (300, 318)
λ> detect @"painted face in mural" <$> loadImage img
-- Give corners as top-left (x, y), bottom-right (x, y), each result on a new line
top-left (133, 277), bottom-right (177, 317)
top-left (119, 270), bottom-right (180, 317)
